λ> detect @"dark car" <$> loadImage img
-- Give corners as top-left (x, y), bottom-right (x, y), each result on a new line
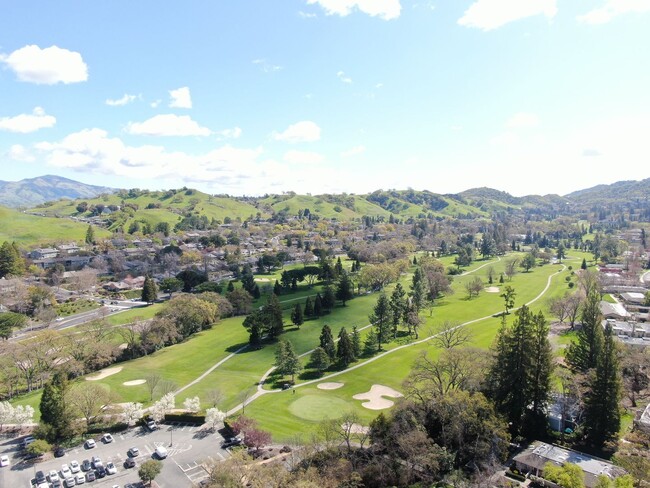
top-left (221, 436), bottom-right (242, 449)
top-left (81, 459), bottom-right (92, 471)
top-left (124, 458), bottom-right (136, 469)
top-left (35, 470), bottom-right (47, 484)
top-left (96, 465), bottom-right (107, 478)
top-left (86, 471), bottom-right (96, 482)
top-left (54, 446), bottom-right (65, 457)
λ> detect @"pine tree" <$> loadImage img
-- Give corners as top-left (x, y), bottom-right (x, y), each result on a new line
top-left (249, 321), bottom-right (262, 349)
top-left (322, 285), bottom-right (336, 310)
top-left (85, 225), bottom-right (95, 244)
top-left (364, 328), bottom-right (378, 356)
top-left (39, 372), bottom-right (72, 441)
top-left (227, 281), bottom-right (235, 292)
top-left (310, 347), bottom-right (330, 375)
top-left (319, 325), bottom-right (336, 361)
top-left (273, 280), bottom-right (282, 296)
top-left (369, 293), bottom-right (391, 351)
top-left (499, 274), bottom-right (505, 284)
top-left (335, 271), bottom-right (354, 306)
top-left (409, 268), bottom-right (426, 312)
top-left (337, 328), bottom-right (356, 367)
top-left (566, 290), bottom-right (603, 372)
top-left (351, 326), bottom-right (362, 358)
top-left (335, 257), bottom-right (344, 276)
top-left (265, 294), bottom-right (284, 339)
top-left (141, 277), bottom-right (158, 303)
top-left (303, 297), bottom-right (314, 318)
top-left (0, 241), bottom-right (24, 278)
top-left (389, 283), bottom-right (407, 339)
top-left (581, 258), bottom-right (588, 270)
top-left (584, 324), bottom-right (621, 446)
top-left (314, 293), bottom-right (323, 317)
top-left (252, 284), bottom-right (261, 299)
top-left (527, 310), bottom-right (554, 436)
top-left (275, 340), bottom-right (301, 383)
top-left (291, 303), bottom-right (304, 328)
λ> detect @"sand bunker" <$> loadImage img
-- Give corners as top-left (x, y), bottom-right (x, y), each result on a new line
top-left (254, 278), bottom-right (271, 282)
top-left (123, 379), bottom-right (146, 386)
top-left (317, 382), bottom-right (344, 390)
top-left (485, 286), bottom-right (500, 293)
top-left (353, 385), bottom-right (403, 410)
top-left (86, 366), bottom-right (123, 381)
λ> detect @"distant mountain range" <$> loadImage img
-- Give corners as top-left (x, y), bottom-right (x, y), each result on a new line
top-left (0, 175), bottom-right (115, 208)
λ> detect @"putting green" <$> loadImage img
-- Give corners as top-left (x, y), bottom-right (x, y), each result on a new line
top-left (288, 394), bottom-right (352, 421)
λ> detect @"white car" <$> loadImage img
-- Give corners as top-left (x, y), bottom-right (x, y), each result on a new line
top-left (61, 464), bottom-right (72, 478)
top-left (84, 439), bottom-right (96, 449)
top-left (155, 445), bottom-right (168, 459)
top-left (101, 433), bottom-right (114, 443)
top-left (105, 461), bottom-right (117, 474)
top-left (0, 455), bottom-right (9, 467)
top-left (64, 476), bottom-right (76, 488)
top-left (49, 470), bottom-right (61, 482)
top-left (69, 460), bottom-right (80, 473)
top-left (75, 473), bottom-right (85, 484)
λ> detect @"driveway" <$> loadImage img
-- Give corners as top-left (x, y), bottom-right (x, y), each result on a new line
top-left (0, 422), bottom-right (228, 488)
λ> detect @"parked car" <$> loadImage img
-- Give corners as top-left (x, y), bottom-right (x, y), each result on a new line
top-left (0, 455), bottom-right (9, 467)
top-left (221, 436), bottom-right (242, 449)
top-left (35, 471), bottom-right (47, 484)
top-left (124, 457), bottom-right (136, 469)
top-left (105, 461), bottom-right (117, 475)
top-left (101, 433), bottom-right (114, 443)
top-left (81, 459), bottom-right (92, 471)
top-left (61, 464), bottom-right (72, 478)
top-left (54, 447), bottom-right (66, 458)
top-left (96, 465), bottom-right (107, 478)
top-left (155, 445), bottom-right (168, 459)
top-left (91, 456), bottom-right (103, 468)
top-left (69, 460), bottom-right (80, 473)
top-left (127, 446), bottom-right (140, 457)
top-left (85, 471), bottom-right (96, 482)
top-left (146, 420), bottom-right (157, 431)
top-left (75, 473), bottom-right (86, 484)
top-left (84, 439), bottom-right (96, 449)
top-left (64, 476), bottom-right (76, 487)
top-left (49, 470), bottom-right (61, 483)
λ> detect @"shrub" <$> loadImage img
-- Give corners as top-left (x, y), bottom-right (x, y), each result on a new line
top-left (568, 282), bottom-right (575, 288)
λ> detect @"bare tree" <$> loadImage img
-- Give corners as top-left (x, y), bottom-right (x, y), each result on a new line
top-left (206, 388), bottom-right (224, 408)
top-left (431, 321), bottom-right (470, 350)
top-left (464, 277), bottom-right (483, 299)
top-left (504, 258), bottom-right (519, 281)
top-left (67, 382), bottom-right (114, 429)
top-left (145, 372), bottom-right (162, 401)
top-left (157, 379), bottom-right (177, 397)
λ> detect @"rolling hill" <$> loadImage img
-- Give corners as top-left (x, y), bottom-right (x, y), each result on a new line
top-left (0, 175), bottom-right (115, 208)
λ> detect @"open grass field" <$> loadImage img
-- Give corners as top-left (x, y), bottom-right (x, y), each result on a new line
top-left (10, 250), bottom-right (584, 441)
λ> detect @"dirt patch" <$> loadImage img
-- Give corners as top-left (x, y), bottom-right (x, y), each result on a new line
top-left (254, 278), bottom-right (271, 282)
top-left (485, 286), bottom-right (500, 293)
top-left (344, 423), bottom-right (369, 434)
top-left (317, 382), bottom-right (344, 390)
top-left (123, 379), bottom-right (146, 386)
top-left (353, 385), bottom-right (403, 410)
top-left (86, 366), bottom-right (123, 381)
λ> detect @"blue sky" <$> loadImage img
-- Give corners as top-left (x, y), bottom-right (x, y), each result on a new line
top-left (1, 0), bottom-right (649, 196)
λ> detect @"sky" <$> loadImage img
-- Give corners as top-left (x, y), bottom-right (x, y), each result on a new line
top-left (1, 0), bottom-right (649, 197)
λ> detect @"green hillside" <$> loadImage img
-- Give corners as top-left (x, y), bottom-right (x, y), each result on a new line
top-left (258, 193), bottom-right (391, 220)
top-left (0, 206), bottom-right (110, 246)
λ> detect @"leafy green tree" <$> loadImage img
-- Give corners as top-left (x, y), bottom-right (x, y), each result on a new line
top-left (310, 347), bottom-right (330, 375)
top-left (0, 241), bottom-right (24, 278)
top-left (139, 459), bottom-right (163, 486)
top-left (337, 328), bottom-right (356, 367)
top-left (85, 225), bottom-right (95, 244)
top-left (176, 268), bottom-right (208, 292)
top-left (566, 290), bottom-right (604, 372)
top-left (369, 293), bottom-right (391, 351)
top-left (158, 277), bottom-right (182, 298)
top-left (319, 325), bottom-right (336, 361)
top-left (521, 252), bottom-right (537, 272)
top-left (500, 286), bottom-right (516, 315)
top-left (141, 276), bottom-right (158, 303)
top-left (335, 271), bottom-right (354, 306)
top-left (26, 439), bottom-right (52, 457)
top-left (389, 283), bottom-right (407, 339)
top-left (543, 462), bottom-right (584, 488)
top-left (556, 243), bottom-right (566, 263)
top-left (0, 312), bottom-right (28, 340)
top-left (584, 324), bottom-right (622, 447)
top-left (480, 236), bottom-right (496, 258)
top-left (290, 303), bottom-right (304, 328)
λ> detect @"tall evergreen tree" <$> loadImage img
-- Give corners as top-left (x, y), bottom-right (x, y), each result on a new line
top-left (351, 326), bottom-right (362, 358)
top-left (335, 257), bottom-right (344, 276)
top-left (322, 284), bottom-right (336, 310)
top-left (141, 276), bottom-right (158, 303)
top-left (310, 347), bottom-right (330, 375)
top-left (581, 258), bottom-right (588, 270)
top-left (303, 297), bottom-right (314, 318)
top-left (335, 271), bottom-right (354, 306)
top-left (85, 225), bottom-right (95, 244)
top-left (273, 280), bottom-right (282, 296)
top-left (364, 328), bottom-right (378, 356)
top-left (290, 303), bottom-right (304, 328)
top-left (313, 293), bottom-right (323, 317)
top-left (265, 294), bottom-right (284, 339)
top-left (487, 306), bottom-right (554, 436)
top-left (275, 340), bottom-right (301, 382)
top-left (319, 325), bottom-right (336, 361)
top-left (409, 268), bottom-right (426, 312)
top-left (337, 328), bottom-right (356, 367)
top-left (566, 290), bottom-right (603, 372)
top-left (39, 371), bottom-right (72, 441)
top-left (389, 283), bottom-right (407, 339)
top-left (369, 293), bottom-right (391, 352)
top-left (584, 324), bottom-right (622, 447)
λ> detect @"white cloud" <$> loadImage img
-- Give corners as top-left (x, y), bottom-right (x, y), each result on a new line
top-left (169, 87), bottom-right (192, 109)
top-left (106, 94), bottom-right (137, 106)
top-left (150, 99), bottom-right (162, 108)
top-left (0, 107), bottom-right (56, 133)
top-left (506, 112), bottom-right (539, 128)
top-left (8, 144), bottom-right (35, 162)
top-left (337, 71), bottom-right (353, 84)
top-left (0, 45), bottom-right (88, 84)
top-left (299, 11), bottom-right (317, 18)
top-left (272, 121), bottom-right (321, 143)
top-left (283, 150), bottom-right (325, 165)
top-left (341, 145), bottom-right (366, 157)
top-left (218, 127), bottom-right (243, 139)
top-left (458, 0), bottom-right (557, 31)
top-left (578, 0), bottom-right (650, 24)
top-left (126, 114), bottom-right (211, 137)
top-left (252, 59), bottom-right (283, 73)
top-left (307, 0), bottom-right (401, 20)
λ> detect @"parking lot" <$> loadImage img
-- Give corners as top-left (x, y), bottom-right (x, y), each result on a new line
top-left (0, 422), bottom-right (229, 488)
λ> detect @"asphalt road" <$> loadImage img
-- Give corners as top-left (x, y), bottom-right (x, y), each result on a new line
top-left (1, 422), bottom-right (229, 488)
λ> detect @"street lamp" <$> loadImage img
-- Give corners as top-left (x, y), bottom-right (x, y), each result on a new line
top-left (170, 423), bottom-right (173, 447)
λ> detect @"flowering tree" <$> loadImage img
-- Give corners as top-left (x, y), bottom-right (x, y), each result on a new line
top-left (0, 401), bottom-right (14, 430)
top-left (122, 402), bottom-right (143, 426)
top-left (183, 396), bottom-right (200, 413)
top-left (12, 405), bottom-right (35, 427)
top-left (204, 408), bottom-right (226, 431)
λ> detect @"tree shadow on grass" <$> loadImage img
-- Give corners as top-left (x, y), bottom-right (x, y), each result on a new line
top-left (226, 342), bottom-right (250, 353)
top-left (297, 370), bottom-right (322, 381)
